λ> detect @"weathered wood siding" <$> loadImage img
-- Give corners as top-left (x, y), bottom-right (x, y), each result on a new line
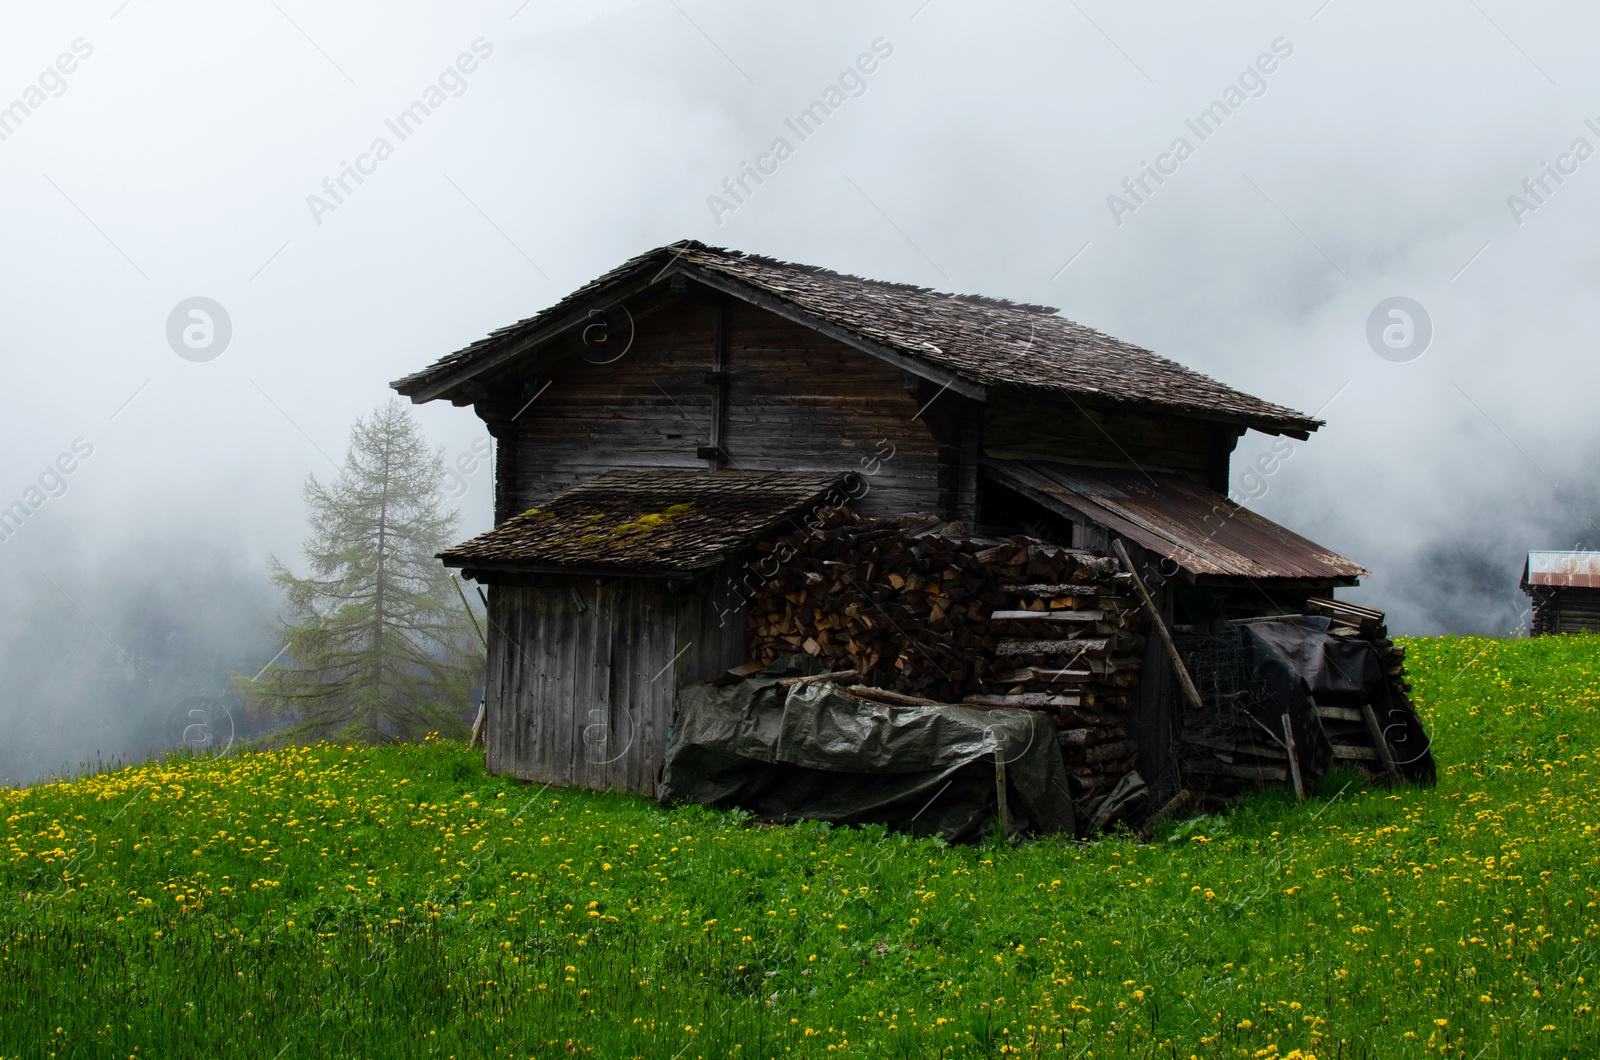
top-left (500, 300), bottom-right (945, 519)
top-left (1551, 587), bottom-right (1600, 634)
top-left (984, 396), bottom-right (1240, 489)
top-left (483, 573), bottom-right (745, 794)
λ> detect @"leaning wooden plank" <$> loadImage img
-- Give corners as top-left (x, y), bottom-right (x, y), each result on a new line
top-left (1111, 539), bottom-right (1205, 712)
top-left (1282, 712), bottom-right (1305, 804)
top-left (1360, 701), bottom-right (1403, 781)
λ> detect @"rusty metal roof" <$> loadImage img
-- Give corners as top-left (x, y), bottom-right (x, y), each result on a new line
top-left (1523, 551), bottom-right (1600, 589)
top-left (440, 469), bottom-right (847, 576)
top-left (983, 460), bottom-right (1367, 583)
top-left (392, 241), bottom-right (1320, 437)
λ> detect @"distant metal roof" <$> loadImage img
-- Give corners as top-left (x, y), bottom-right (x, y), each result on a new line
top-left (983, 460), bottom-right (1367, 583)
top-left (1523, 551), bottom-right (1600, 589)
top-left (440, 469), bottom-right (847, 577)
top-left (392, 241), bottom-right (1320, 437)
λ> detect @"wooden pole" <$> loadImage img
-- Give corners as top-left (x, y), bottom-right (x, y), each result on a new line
top-left (1111, 539), bottom-right (1204, 712)
top-left (994, 746), bottom-right (1010, 840)
top-left (451, 576), bottom-right (488, 750)
top-left (1281, 712), bottom-right (1305, 804)
top-left (452, 576), bottom-right (487, 648)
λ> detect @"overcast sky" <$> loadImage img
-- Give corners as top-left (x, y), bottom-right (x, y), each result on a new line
top-left (4, 0), bottom-right (1598, 777)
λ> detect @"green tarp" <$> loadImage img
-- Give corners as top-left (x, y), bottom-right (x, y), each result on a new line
top-left (659, 657), bottom-right (1076, 842)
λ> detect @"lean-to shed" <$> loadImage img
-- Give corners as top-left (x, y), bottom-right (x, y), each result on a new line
top-left (393, 241), bottom-right (1366, 794)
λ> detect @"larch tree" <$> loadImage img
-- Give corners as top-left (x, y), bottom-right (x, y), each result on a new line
top-left (240, 399), bottom-right (483, 743)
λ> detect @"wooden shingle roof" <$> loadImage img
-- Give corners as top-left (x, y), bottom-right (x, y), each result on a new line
top-left (439, 469), bottom-right (847, 576)
top-left (392, 241), bottom-right (1321, 437)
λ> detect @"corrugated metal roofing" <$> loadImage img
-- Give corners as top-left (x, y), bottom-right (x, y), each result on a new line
top-left (983, 459), bottom-right (1367, 582)
top-left (392, 241), bottom-right (1320, 436)
top-left (1523, 551), bottom-right (1600, 588)
top-left (440, 469), bottom-right (846, 576)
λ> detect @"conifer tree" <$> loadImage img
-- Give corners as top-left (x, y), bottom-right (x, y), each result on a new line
top-left (240, 399), bottom-right (482, 742)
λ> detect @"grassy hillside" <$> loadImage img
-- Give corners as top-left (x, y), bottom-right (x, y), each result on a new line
top-left (3, 634), bottom-right (1598, 1058)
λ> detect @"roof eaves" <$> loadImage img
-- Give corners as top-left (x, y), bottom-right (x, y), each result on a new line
top-left (390, 258), bottom-right (670, 401)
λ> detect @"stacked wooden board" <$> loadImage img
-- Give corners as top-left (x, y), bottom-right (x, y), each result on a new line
top-left (1175, 703), bottom-right (1292, 786)
top-left (1303, 597), bottom-right (1409, 694)
top-left (1173, 598), bottom-right (1420, 798)
top-left (741, 506), bottom-right (1146, 797)
top-left (1302, 597), bottom-right (1408, 777)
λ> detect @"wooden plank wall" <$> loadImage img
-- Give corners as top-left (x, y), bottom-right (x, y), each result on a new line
top-left (504, 305), bottom-right (713, 511)
top-left (1555, 587), bottom-right (1600, 634)
top-left (984, 396), bottom-right (1240, 490)
top-left (483, 572), bottom-right (746, 795)
top-left (719, 303), bottom-right (944, 518)
top-left (503, 300), bottom-right (945, 519)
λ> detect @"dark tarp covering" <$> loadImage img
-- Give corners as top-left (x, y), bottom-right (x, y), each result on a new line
top-left (1238, 617), bottom-right (1435, 785)
top-left (659, 657), bottom-right (1076, 842)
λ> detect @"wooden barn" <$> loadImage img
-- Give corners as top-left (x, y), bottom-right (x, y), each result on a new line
top-left (1522, 551), bottom-right (1600, 634)
top-left (391, 241), bottom-right (1367, 796)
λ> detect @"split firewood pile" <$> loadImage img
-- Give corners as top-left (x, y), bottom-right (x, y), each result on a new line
top-left (739, 506), bottom-right (1147, 798)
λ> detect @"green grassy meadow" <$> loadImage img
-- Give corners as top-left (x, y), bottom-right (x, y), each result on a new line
top-left (3, 634), bottom-right (1599, 1058)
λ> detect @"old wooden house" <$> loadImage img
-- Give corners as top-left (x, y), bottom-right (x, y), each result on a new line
top-left (1522, 551), bottom-right (1600, 634)
top-left (392, 241), bottom-right (1366, 795)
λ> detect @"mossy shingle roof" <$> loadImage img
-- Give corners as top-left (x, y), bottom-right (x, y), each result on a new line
top-left (439, 469), bottom-right (847, 576)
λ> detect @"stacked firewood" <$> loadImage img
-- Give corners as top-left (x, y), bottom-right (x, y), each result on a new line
top-left (742, 507), bottom-right (1146, 797)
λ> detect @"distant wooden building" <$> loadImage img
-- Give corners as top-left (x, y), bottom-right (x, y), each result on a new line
top-left (392, 241), bottom-right (1365, 794)
top-left (1522, 551), bottom-right (1600, 634)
